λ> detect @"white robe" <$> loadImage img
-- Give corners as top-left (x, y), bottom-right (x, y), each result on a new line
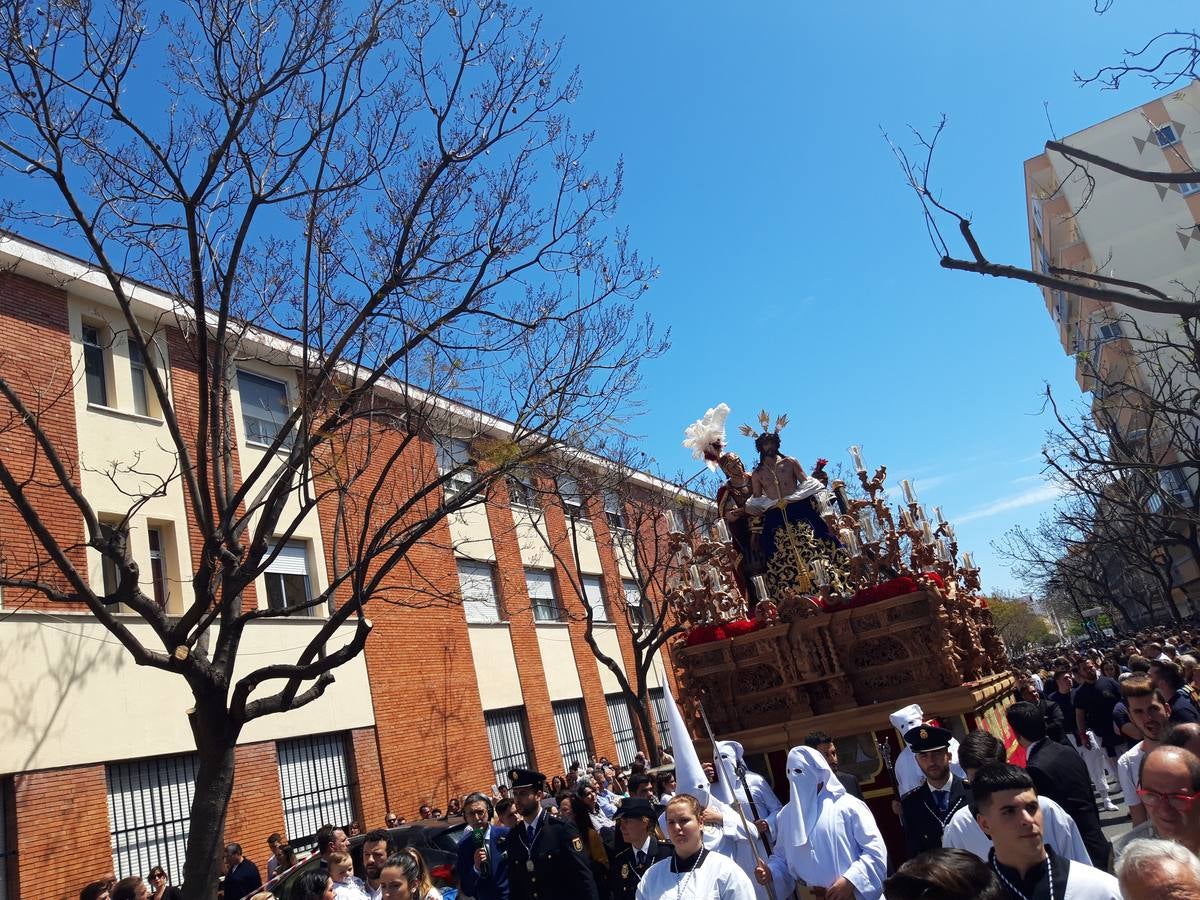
top-left (894, 741), bottom-right (966, 796)
top-left (731, 772), bottom-right (784, 842)
top-left (713, 741), bottom-right (785, 842)
top-left (657, 796), bottom-right (770, 900)
top-left (1061, 859), bottom-right (1123, 900)
top-left (766, 795), bottom-right (887, 899)
top-left (941, 796), bottom-right (1091, 865)
top-left (635, 851), bottom-right (757, 900)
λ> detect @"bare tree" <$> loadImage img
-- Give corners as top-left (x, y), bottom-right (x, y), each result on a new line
top-left (0, 1), bottom-right (663, 895)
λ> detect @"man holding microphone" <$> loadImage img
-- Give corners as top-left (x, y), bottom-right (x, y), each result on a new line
top-left (458, 791), bottom-right (510, 900)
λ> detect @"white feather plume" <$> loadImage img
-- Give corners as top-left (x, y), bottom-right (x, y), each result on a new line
top-left (682, 403), bottom-right (731, 470)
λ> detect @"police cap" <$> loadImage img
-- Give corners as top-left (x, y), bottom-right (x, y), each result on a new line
top-left (508, 767), bottom-right (546, 789)
top-left (904, 723), bottom-right (953, 753)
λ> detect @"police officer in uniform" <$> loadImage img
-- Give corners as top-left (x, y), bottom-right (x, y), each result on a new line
top-left (500, 767), bottom-right (599, 900)
top-left (607, 798), bottom-right (672, 900)
top-left (899, 724), bottom-right (970, 858)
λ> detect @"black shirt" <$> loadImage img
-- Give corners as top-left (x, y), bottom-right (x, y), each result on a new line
top-left (1072, 676), bottom-right (1121, 742)
top-left (990, 846), bottom-right (1069, 900)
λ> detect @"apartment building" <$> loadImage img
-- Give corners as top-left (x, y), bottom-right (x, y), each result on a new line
top-left (1024, 81), bottom-right (1200, 620)
top-left (0, 234), bottom-right (686, 900)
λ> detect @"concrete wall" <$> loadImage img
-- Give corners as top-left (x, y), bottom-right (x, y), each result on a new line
top-left (0, 614), bottom-right (374, 774)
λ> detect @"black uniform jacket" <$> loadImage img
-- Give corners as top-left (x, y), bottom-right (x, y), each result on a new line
top-left (1026, 738), bottom-right (1112, 871)
top-left (607, 835), bottom-right (673, 900)
top-left (899, 776), bottom-right (970, 858)
top-left (501, 812), bottom-right (600, 900)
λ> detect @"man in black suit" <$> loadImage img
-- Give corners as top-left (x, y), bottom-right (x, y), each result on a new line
top-left (608, 798), bottom-right (672, 900)
top-left (1008, 700), bottom-right (1112, 871)
top-left (803, 730), bottom-right (863, 800)
top-left (899, 724), bottom-right (970, 858)
top-left (221, 843), bottom-right (262, 900)
top-left (500, 767), bottom-right (599, 900)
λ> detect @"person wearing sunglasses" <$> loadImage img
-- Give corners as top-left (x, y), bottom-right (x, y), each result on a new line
top-left (145, 868), bottom-right (182, 900)
top-left (1136, 745), bottom-right (1200, 855)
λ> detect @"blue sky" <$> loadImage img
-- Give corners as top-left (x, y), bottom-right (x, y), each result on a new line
top-left (532, 1), bottom-right (1188, 594)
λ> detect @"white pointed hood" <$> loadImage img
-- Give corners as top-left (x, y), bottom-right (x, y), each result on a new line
top-left (661, 677), bottom-right (710, 807)
top-left (782, 745), bottom-right (844, 853)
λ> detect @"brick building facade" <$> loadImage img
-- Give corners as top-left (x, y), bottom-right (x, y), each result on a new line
top-left (0, 235), bottom-right (687, 900)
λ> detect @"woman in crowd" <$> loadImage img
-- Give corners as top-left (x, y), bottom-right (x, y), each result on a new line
top-left (400, 847), bottom-right (442, 900)
top-left (146, 867), bottom-right (183, 900)
top-left (549, 775), bottom-right (568, 796)
top-left (294, 870), bottom-right (336, 900)
top-left (654, 770), bottom-right (676, 805)
top-left (636, 794), bottom-right (756, 899)
top-left (377, 853), bottom-right (425, 900)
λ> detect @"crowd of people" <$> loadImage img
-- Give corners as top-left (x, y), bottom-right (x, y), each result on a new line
top-left (76, 627), bottom-right (1200, 900)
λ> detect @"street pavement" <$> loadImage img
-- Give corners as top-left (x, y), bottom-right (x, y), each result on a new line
top-left (1099, 770), bottom-right (1136, 846)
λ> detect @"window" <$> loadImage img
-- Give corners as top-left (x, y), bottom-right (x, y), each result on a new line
top-left (526, 568), bottom-right (561, 623)
top-left (623, 578), bottom-right (646, 627)
top-left (1181, 182), bottom-right (1200, 197)
top-left (1154, 124), bottom-right (1179, 147)
top-left (98, 521), bottom-right (120, 597)
top-left (1036, 245), bottom-right (1051, 275)
top-left (147, 528), bottom-right (167, 608)
top-left (484, 707), bottom-right (532, 788)
top-left (459, 560), bottom-right (502, 623)
top-left (1031, 197), bottom-right (1044, 237)
top-left (508, 468), bottom-right (540, 511)
top-left (558, 475), bottom-right (585, 519)
top-left (277, 734), bottom-right (356, 851)
top-left (265, 541), bottom-right (312, 613)
top-left (82, 324), bottom-right (109, 406)
top-left (648, 688), bottom-right (671, 751)
top-left (436, 436), bottom-right (474, 499)
top-left (129, 340), bottom-right (152, 416)
top-left (582, 574), bottom-right (608, 622)
top-left (552, 700), bottom-right (591, 773)
top-left (1051, 290), bottom-right (1069, 323)
top-left (666, 508), bottom-right (685, 534)
top-left (238, 370), bottom-right (293, 448)
top-left (1096, 321), bottom-right (1125, 343)
top-left (106, 753), bottom-right (198, 881)
top-left (605, 694), bottom-right (638, 767)
top-left (604, 492), bottom-right (628, 533)
top-left (1160, 468), bottom-right (1192, 505)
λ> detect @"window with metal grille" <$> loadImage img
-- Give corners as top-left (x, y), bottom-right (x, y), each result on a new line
top-left (526, 568), bottom-right (561, 623)
top-left (552, 700), bottom-right (591, 773)
top-left (582, 574), bottom-right (608, 623)
top-left (605, 694), bottom-right (638, 766)
top-left (648, 688), bottom-right (671, 751)
top-left (0, 777), bottom-right (12, 900)
top-left (484, 708), bottom-right (532, 788)
top-left (459, 560), bottom-right (502, 624)
top-left (277, 734), bottom-right (356, 851)
top-left (106, 754), bottom-right (198, 881)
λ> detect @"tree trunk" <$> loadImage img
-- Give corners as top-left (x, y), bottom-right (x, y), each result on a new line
top-left (628, 687), bottom-right (658, 766)
top-left (181, 692), bottom-right (242, 900)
